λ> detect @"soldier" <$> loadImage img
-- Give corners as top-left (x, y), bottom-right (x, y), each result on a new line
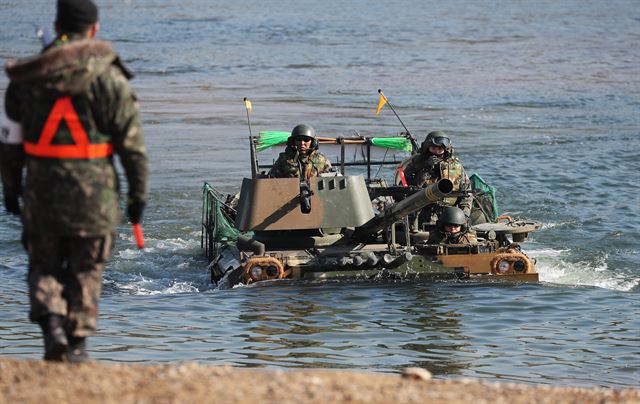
top-left (268, 124), bottom-right (333, 179)
top-left (0, 0), bottom-right (148, 362)
top-left (402, 131), bottom-right (472, 226)
top-left (427, 207), bottom-right (478, 245)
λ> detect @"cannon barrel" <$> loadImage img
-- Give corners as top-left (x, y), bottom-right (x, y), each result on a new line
top-left (353, 179), bottom-right (453, 238)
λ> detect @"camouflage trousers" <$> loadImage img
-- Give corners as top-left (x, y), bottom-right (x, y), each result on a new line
top-left (24, 232), bottom-right (114, 337)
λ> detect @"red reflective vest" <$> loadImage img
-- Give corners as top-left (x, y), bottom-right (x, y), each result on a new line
top-left (23, 96), bottom-right (113, 159)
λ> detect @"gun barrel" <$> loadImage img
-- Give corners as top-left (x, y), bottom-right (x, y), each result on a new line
top-left (355, 179), bottom-right (453, 237)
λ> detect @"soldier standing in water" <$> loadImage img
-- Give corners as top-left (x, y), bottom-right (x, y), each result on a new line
top-left (0, 0), bottom-right (148, 361)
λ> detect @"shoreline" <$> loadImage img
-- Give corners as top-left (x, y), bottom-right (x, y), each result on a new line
top-left (1, 358), bottom-right (638, 403)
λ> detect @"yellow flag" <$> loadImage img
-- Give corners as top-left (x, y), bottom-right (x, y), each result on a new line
top-left (244, 99), bottom-right (252, 112)
top-left (375, 93), bottom-right (387, 115)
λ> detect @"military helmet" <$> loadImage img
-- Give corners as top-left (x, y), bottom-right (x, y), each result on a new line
top-left (439, 207), bottom-right (467, 226)
top-left (422, 131), bottom-right (451, 150)
top-left (288, 124), bottom-right (318, 149)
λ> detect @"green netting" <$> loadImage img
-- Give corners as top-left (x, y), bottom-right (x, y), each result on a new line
top-left (469, 173), bottom-right (499, 221)
top-left (256, 131), bottom-right (414, 152)
top-left (213, 199), bottom-right (242, 241)
top-left (370, 137), bottom-right (412, 152)
top-left (202, 183), bottom-right (243, 242)
top-left (256, 131), bottom-right (289, 151)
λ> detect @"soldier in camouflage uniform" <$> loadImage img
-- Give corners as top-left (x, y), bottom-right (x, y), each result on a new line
top-left (402, 131), bottom-right (472, 227)
top-left (427, 207), bottom-right (478, 245)
top-left (268, 124), bottom-right (333, 179)
top-left (0, 0), bottom-right (148, 362)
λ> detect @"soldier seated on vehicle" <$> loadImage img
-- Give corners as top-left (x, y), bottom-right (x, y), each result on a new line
top-left (427, 207), bottom-right (478, 245)
top-left (402, 131), bottom-right (472, 227)
top-left (268, 124), bottom-right (333, 179)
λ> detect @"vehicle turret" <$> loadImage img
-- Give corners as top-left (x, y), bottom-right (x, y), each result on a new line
top-left (231, 176), bottom-right (452, 250)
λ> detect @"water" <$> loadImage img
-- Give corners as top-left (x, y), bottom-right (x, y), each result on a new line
top-left (1, 0), bottom-right (639, 388)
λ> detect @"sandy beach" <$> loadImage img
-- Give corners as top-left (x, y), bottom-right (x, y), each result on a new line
top-left (1, 358), bottom-right (638, 403)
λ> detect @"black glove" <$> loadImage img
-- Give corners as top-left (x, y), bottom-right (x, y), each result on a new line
top-left (4, 195), bottom-right (21, 216)
top-left (127, 200), bottom-right (145, 224)
top-left (425, 155), bottom-right (442, 170)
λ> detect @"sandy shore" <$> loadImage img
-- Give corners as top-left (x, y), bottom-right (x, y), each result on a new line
top-left (1, 358), bottom-right (638, 403)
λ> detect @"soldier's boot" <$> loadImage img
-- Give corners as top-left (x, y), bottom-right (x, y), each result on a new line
top-left (38, 315), bottom-right (68, 361)
top-left (66, 336), bottom-right (89, 363)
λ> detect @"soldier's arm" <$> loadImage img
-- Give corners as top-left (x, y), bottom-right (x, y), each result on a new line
top-left (402, 158), bottom-right (418, 185)
top-left (320, 154), bottom-right (332, 173)
top-left (269, 152), bottom-right (294, 178)
top-left (267, 156), bottom-right (283, 178)
top-left (0, 83), bottom-right (25, 210)
top-left (465, 229), bottom-right (478, 245)
top-left (426, 230), bottom-right (443, 245)
top-left (95, 67), bottom-right (148, 205)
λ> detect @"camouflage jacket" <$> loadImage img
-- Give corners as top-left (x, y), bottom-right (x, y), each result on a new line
top-left (427, 229), bottom-right (478, 245)
top-left (268, 146), bottom-right (332, 180)
top-left (0, 37), bottom-right (148, 236)
top-left (403, 152), bottom-right (472, 215)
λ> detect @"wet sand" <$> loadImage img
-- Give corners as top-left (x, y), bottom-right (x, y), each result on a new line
top-left (1, 358), bottom-right (638, 403)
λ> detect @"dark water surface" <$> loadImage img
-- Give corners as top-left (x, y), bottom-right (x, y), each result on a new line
top-left (1, 0), bottom-right (639, 388)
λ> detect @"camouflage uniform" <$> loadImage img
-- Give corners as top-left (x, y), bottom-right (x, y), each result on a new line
top-left (427, 228), bottom-right (478, 245)
top-left (403, 152), bottom-right (473, 228)
top-left (0, 35), bottom-right (148, 338)
top-left (268, 145), bottom-right (332, 180)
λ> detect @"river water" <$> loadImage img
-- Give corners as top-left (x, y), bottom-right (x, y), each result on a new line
top-left (1, 0), bottom-right (639, 388)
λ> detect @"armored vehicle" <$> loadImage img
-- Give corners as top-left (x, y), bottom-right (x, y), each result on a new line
top-left (202, 130), bottom-right (541, 288)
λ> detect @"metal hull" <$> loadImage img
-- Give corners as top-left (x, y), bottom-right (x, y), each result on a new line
top-left (210, 241), bottom-right (539, 288)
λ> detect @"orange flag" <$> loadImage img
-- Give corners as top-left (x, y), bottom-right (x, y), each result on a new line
top-left (375, 92), bottom-right (387, 115)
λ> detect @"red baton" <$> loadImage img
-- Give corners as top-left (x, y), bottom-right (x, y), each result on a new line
top-left (397, 165), bottom-right (408, 187)
top-left (132, 223), bottom-right (145, 249)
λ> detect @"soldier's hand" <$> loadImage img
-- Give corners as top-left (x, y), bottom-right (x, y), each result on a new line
top-left (425, 155), bottom-right (442, 169)
top-left (127, 200), bottom-right (145, 224)
top-left (4, 195), bottom-right (21, 215)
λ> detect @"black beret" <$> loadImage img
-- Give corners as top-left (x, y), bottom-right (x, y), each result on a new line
top-left (56, 0), bottom-right (99, 33)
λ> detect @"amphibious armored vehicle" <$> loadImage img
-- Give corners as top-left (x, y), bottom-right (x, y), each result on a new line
top-left (202, 131), bottom-right (541, 288)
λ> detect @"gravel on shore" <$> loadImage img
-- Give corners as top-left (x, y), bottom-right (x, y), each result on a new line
top-left (1, 358), bottom-right (638, 403)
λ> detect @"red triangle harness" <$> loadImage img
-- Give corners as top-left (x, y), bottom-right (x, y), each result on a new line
top-left (23, 96), bottom-right (113, 159)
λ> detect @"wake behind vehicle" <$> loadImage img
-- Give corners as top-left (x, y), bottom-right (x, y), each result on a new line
top-left (201, 128), bottom-right (541, 288)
